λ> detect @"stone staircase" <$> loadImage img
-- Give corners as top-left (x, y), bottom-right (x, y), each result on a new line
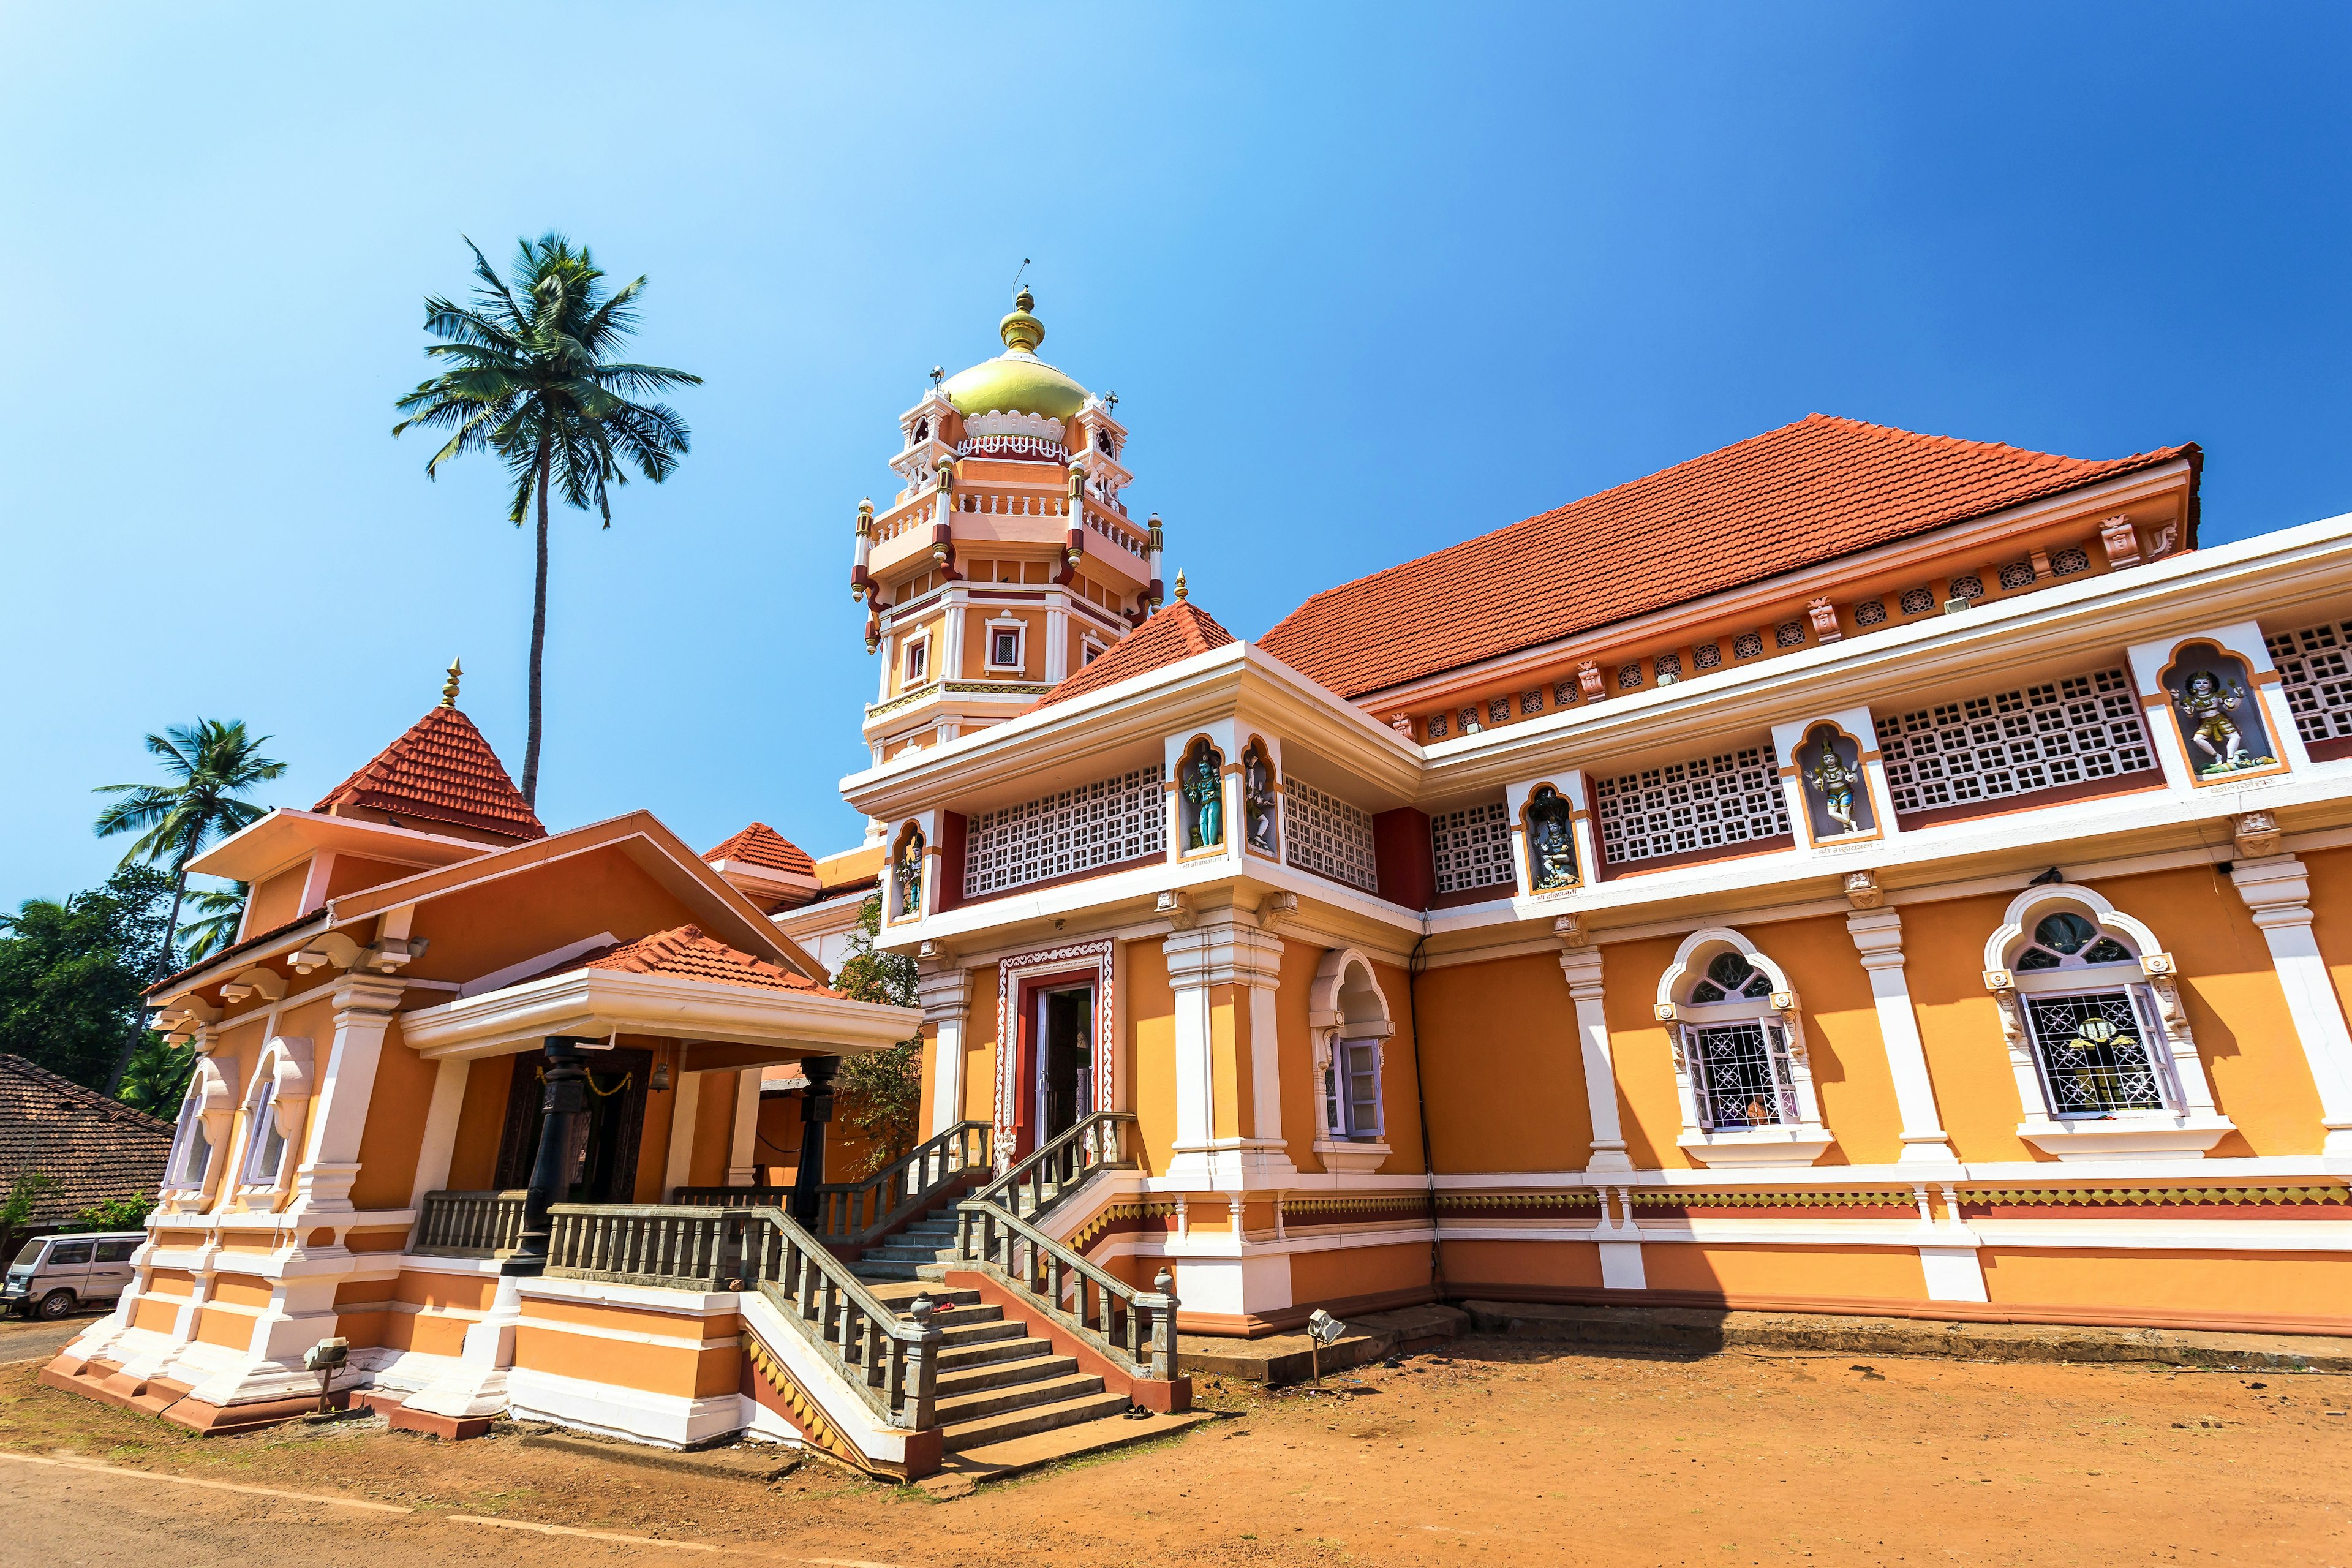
top-left (845, 1186), bottom-right (1061, 1284)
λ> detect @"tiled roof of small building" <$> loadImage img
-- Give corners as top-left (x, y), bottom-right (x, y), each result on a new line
top-left (1038, 600), bottom-right (1237, 707)
top-left (314, 705), bottom-right (546, 840)
top-left (0, 1054), bottom-right (173, 1228)
top-left (559, 925), bottom-right (838, 996)
top-left (703, 822), bottom-right (816, 876)
top-left (1258, 415), bottom-right (2198, 701)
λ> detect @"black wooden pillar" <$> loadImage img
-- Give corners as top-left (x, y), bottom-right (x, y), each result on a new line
top-left (505, 1036), bottom-right (590, 1276)
top-left (788, 1055), bottom-right (841, 1230)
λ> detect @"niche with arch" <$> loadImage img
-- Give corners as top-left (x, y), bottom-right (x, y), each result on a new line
top-left (890, 823), bottom-right (927, 923)
top-left (1307, 948), bottom-right (1395, 1173)
top-left (1795, 721), bottom-right (1876, 842)
top-left (1176, 737), bottom-right (1226, 855)
top-left (1241, 737), bottom-right (1281, 859)
top-left (2158, 640), bottom-right (2283, 784)
top-left (1520, 782), bottom-right (1580, 893)
top-left (233, 1036), bottom-right (315, 1204)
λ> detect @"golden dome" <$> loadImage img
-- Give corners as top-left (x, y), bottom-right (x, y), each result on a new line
top-left (937, 285), bottom-right (1091, 423)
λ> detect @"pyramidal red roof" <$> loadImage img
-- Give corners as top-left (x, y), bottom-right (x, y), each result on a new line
top-left (1259, 415), bottom-right (2198, 701)
top-left (571, 924), bottom-right (832, 995)
top-left (703, 821), bottom-right (816, 876)
top-left (313, 704), bottom-right (546, 840)
top-left (1038, 600), bottom-right (1238, 707)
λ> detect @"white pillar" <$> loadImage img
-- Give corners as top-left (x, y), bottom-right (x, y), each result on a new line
top-left (2231, 856), bottom-right (2352, 1153)
top-left (290, 974), bottom-right (405, 1218)
top-left (405, 1058), bottom-right (472, 1208)
top-left (726, 1069), bottom-right (760, 1186)
top-left (1556, 946), bottom-right (1632, 1172)
top-left (662, 1047), bottom-right (702, 1196)
top-left (919, 965), bottom-right (974, 1137)
top-left (1044, 603), bottom-right (1070, 683)
top-left (1844, 909), bottom-right (1959, 1164)
top-left (1161, 918), bottom-right (1295, 1183)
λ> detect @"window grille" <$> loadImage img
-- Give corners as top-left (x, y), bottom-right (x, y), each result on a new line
top-left (1875, 668), bottom-right (2155, 816)
top-left (1693, 643), bottom-right (1722, 670)
top-left (1853, 598), bottom-right (1888, 627)
top-left (1655, 652), bottom-right (1683, 681)
top-left (1488, 698), bottom-right (1510, 725)
top-left (1774, 621), bottom-right (1807, 648)
top-left (2266, 617), bottom-right (2352, 746)
top-left (1552, 680), bottom-right (1577, 707)
top-left (1520, 690), bottom-right (1543, 715)
top-left (1430, 799), bottom-right (1513, 897)
top-left (1684, 1020), bottom-right (1796, 1129)
top-left (2024, 990), bottom-right (2167, 1115)
top-left (1733, 633), bottom-right (1763, 660)
top-left (1618, 664), bottom-right (1644, 690)
top-left (1286, 778), bottom-right (1379, 892)
top-left (1949, 574), bottom-right (1985, 601)
top-left (1592, 745), bottom-right (1788, 868)
top-left (1426, 713), bottom-right (1449, 740)
top-left (1999, 561), bottom-right (2037, 590)
top-left (963, 764), bottom-right (1166, 898)
top-left (2052, 548), bottom-right (2090, 576)
top-left (1899, 587), bottom-right (1936, 616)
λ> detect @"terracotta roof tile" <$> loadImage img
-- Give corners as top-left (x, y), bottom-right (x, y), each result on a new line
top-left (558, 925), bottom-right (838, 997)
top-left (703, 822), bottom-right (816, 876)
top-left (314, 706), bottom-right (545, 840)
top-left (1259, 415), bottom-right (2198, 700)
top-left (0, 1054), bottom-right (173, 1227)
top-left (1038, 600), bottom-right (1237, 707)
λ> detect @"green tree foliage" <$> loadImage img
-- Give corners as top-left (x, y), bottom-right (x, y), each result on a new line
top-left (70, 1194), bottom-right (157, 1232)
top-left (393, 234), bottom-right (701, 805)
top-left (0, 865), bottom-right (175, 1092)
top-left (831, 896), bottom-right (923, 1175)
top-left (117, 1035), bottom-right (197, 1117)
top-left (1, 1172), bottom-right (58, 1234)
top-left (178, 882), bottom-right (249, 962)
top-left (92, 718), bottom-right (285, 1093)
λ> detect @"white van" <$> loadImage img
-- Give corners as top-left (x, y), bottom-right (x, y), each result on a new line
top-left (2, 1232), bottom-right (143, 1319)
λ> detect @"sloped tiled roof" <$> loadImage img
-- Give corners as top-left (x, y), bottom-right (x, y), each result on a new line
top-left (557, 925), bottom-right (839, 997)
top-left (1259, 415), bottom-right (2198, 700)
top-left (0, 1054), bottom-right (173, 1228)
top-left (314, 706), bottom-right (546, 840)
top-left (1038, 600), bottom-right (1238, 707)
top-left (703, 822), bottom-right (816, 876)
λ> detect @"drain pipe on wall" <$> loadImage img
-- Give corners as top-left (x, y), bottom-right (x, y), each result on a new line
top-left (1404, 918), bottom-right (1444, 1302)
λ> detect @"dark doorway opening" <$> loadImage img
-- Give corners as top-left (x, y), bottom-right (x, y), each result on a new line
top-left (493, 1045), bottom-right (652, 1202)
top-left (1036, 986), bottom-right (1093, 1147)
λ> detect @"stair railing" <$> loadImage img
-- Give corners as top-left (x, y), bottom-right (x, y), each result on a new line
top-left (543, 1201), bottom-right (944, 1431)
top-left (970, 1110), bottom-right (1136, 1229)
top-left (670, 1119), bottom-right (993, 1247)
top-left (953, 1197), bottom-right (1179, 1382)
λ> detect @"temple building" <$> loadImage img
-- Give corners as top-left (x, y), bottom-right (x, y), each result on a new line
top-left (44, 288), bottom-right (2352, 1474)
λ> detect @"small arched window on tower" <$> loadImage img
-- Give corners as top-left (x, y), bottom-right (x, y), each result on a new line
top-left (912, 417), bottom-right (930, 445)
top-left (1095, 428), bottom-right (1114, 455)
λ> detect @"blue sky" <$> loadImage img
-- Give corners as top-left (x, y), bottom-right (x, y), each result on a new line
top-left (6, 3), bottom-right (2351, 913)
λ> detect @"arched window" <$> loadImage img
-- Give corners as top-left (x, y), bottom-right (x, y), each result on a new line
top-left (1654, 930), bottom-right (1833, 1165)
top-left (912, 417), bottom-right (930, 445)
top-left (1308, 949), bottom-right (1393, 1172)
top-left (1983, 886), bottom-right (2231, 1155)
top-left (235, 1037), bottom-right (313, 1196)
top-left (163, 1054), bottom-right (235, 1199)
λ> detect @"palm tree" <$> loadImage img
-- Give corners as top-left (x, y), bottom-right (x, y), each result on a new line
top-left (93, 720), bottom-right (285, 1091)
top-left (178, 882), bottom-right (250, 962)
top-left (392, 234), bottom-right (700, 805)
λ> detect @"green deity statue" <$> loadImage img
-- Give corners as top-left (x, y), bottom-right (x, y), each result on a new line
top-left (1183, 749), bottom-right (1224, 850)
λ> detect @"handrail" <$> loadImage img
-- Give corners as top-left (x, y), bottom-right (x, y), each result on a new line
top-left (412, 1189), bottom-right (527, 1257)
top-left (973, 1110), bottom-right (1135, 1229)
top-left (543, 1201), bottom-right (944, 1431)
top-left (954, 1196), bottom-right (1178, 1381)
top-left (672, 1120), bottom-right (992, 1248)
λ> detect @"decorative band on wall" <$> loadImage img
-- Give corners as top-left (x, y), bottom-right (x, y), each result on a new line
top-left (742, 1324), bottom-right (881, 1477)
top-left (1283, 1194), bottom-right (1434, 1227)
top-left (993, 940), bottom-right (1115, 1170)
top-left (1068, 1200), bottom-right (1179, 1253)
top-left (1962, 1185), bottom-right (2349, 1210)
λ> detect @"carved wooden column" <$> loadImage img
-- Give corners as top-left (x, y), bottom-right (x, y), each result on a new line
top-left (2231, 854), bottom-right (2352, 1152)
top-left (790, 1055), bottom-right (841, 1229)
top-left (507, 1037), bottom-right (590, 1276)
top-left (1844, 909), bottom-right (1958, 1163)
top-left (1556, 937), bottom-right (1631, 1172)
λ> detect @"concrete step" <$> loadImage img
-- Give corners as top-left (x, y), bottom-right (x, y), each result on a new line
top-left (933, 1370), bottom-right (1105, 1426)
top-left (935, 1332), bottom-right (1046, 1371)
top-left (865, 1280), bottom-right (980, 1310)
top-left (924, 1409), bottom-right (1215, 1494)
top-left (937, 1387), bottom-right (1132, 1451)
top-left (935, 1351), bottom-right (1077, 1398)
top-left (869, 1243), bottom-right (960, 1263)
top-left (930, 1310), bottom-right (1013, 1341)
top-left (850, 1261), bottom-right (924, 1282)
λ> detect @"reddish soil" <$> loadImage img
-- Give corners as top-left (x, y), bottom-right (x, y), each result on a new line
top-left (2, 1336), bottom-right (2346, 1566)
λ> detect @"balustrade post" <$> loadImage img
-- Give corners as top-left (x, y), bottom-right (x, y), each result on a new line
top-left (1149, 1268), bottom-right (1180, 1381)
top-left (905, 1294), bottom-right (942, 1431)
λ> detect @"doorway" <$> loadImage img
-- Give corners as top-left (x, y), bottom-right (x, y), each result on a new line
top-left (1035, 985), bottom-right (1095, 1149)
top-left (492, 1046), bottom-right (652, 1201)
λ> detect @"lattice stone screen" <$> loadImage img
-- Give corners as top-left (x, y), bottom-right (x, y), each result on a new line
top-left (1431, 799), bottom-right (1513, 897)
top-left (2266, 618), bottom-right (2352, 747)
top-left (1285, 778), bottom-right (1378, 892)
top-left (1593, 745), bottom-right (1787, 868)
top-left (1875, 667), bottom-right (2154, 816)
top-left (963, 764), bottom-right (1166, 899)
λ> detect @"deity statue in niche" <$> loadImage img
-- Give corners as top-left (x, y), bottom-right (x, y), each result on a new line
top-left (1801, 724), bottom-right (1870, 837)
top-left (1525, 785), bottom-right (1578, 891)
top-left (895, 831), bottom-right (924, 918)
top-left (2166, 650), bottom-right (2277, 776)
top-left (1181, 742), bottom-right (1224, 851)
top-left (1242, 745), bottom-right (1279, 854)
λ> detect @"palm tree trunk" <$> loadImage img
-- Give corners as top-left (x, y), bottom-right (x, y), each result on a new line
top-left (107, 861), bottom-right (190, 1096)
top-left (521, 437), bottom-right (552, 805)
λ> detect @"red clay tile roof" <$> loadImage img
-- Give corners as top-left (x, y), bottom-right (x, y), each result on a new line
top-left (703, 822), bottom-right (816, 876)
top-left (565, 925), bottom-right (836, 995)
top-left (1038, 600), bottom-right (1238, 707)
top-left (0, 1054), bottom-right (173, 1227)
top-left (1259, 415), bottom-right (2199, 701)
top-left (314, 706), bottom-right (546, 840)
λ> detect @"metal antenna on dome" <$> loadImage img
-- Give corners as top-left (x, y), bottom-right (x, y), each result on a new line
top-left (1012, 257), bottom-right (1031, 290)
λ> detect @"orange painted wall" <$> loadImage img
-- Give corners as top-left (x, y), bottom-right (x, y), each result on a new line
top-left (1601, 935), bottom-right (1692, 1169)
top-left (1288, 1240), bottom-right (1431, 1306)
top-left (1439, 1238), bottom-right (1606, 1293)
top-left (404, 845), bottom-right (704, 995)
top-left (1642, 1243), bottom-right (1928, 1300)
top-left (243, 865), bottom-right (306, 939)
top-left (325, 856), bottom-right (423, 900)
top-left (1414, 951), bottom-right (1588, 1173)
top-left (2303, 843), bottom-right (2352, 1037)
top-left (1127, 940), bottom-right (1177, 1177)
top-left (1757, 911), bottom-right (1904, 1166)
top-left (1980, 1247), bottom-right (2345, 1322)
top-left (445, 1059), bottom-right (508, 1190)
top-left (962, 964), bottom-right (1001, 1129)
top-left (1898, 891), bottom-right (2038, 1163)
top-left (1273, 940), bottom-right (1329, 1172)
top-left (688, 1069), bottom-right (741, 1188)
top-left (350, 1016), bottom-right (437, 1210)
top-left (1370, 959), bottom-right (1427, 1176)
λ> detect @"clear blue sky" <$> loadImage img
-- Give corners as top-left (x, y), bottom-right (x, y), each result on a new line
top-left (6, 4), bottom-right (2351, 914)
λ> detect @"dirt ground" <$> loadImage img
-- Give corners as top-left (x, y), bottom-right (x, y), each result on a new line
top-left (2, 1330), bottom-right (2346, 1567)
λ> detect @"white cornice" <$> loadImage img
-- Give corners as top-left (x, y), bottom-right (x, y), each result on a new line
top-left (399, 967), bottom-right (921, 1061)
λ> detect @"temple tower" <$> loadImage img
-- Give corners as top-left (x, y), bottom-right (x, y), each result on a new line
top-left (851, 287), bottom-right (1164, 766)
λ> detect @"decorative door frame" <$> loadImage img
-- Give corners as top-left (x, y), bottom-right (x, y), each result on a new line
top-left (995, 940), bottom-right (1115, 1169)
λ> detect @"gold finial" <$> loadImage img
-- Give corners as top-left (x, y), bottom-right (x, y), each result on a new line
top-left (441, 657), bottom-right (462, 708)
top-left (1000, 282), bottom-right (1044, 355)
top-left (1174, 570), bottom-right (1188, 601)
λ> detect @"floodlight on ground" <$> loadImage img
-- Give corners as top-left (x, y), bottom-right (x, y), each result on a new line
top-left (1305, 1308), bottom-right (1348, 1387)
top-left (303, 1336), bottom-right (348, 1415)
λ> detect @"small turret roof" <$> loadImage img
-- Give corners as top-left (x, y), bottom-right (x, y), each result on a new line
top-left (1037, 599), bottom-right (1237, 708)
top-left (313, 705), bottom-right (545, 840)
top-left (703, 821), bottom-right (816, 876)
